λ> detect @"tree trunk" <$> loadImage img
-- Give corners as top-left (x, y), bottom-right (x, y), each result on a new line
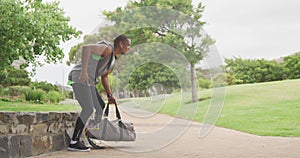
top-left (190, 63), bottom-right (198, 102)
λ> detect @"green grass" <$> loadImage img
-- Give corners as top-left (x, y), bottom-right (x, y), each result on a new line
top-left (216, 79), bottom-right (300, 136)
top-left (130, 79), bottom-right (300, 137)
top-left (0, 101), bottom-right (80, 112)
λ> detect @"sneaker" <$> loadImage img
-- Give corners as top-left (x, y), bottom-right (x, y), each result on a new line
top-left (68, 141), bottom-right (91, 152)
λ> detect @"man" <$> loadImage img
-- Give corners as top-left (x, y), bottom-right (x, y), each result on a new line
top-left (67, 35), bottom-right (131, 151)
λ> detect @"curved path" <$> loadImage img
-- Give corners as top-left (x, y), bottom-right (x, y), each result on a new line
top-left (38, 105), bottom-right (300, 158)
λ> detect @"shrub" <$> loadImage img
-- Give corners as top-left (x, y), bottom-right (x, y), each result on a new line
top-left (8, 86), bottom-right (31, 98)
top-left (25, 89), bottom-right (46, 104)
top-left (48, 90), bottom-right (61, 104)
top-left (0, 97), bottom-right (12, 102)
top-left (1, 87), bottom-right (9, 96)
top-left (198, 78), bottom-right (212, 89)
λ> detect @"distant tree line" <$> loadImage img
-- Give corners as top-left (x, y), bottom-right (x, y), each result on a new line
top-left (224, 52), bottom-right (300, 85)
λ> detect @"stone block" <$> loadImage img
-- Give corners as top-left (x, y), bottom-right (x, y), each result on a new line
top-left (0, 136), bottom-right (9, 158)
top-left (49, 112), bottom-right (62, 122)
top-left (10, 135), bottom-right (20, 158)
top-left (17, 113), bottom-right (36, 125)
top-left (36, 113), bottom-right (49, 123)
top-left (62, 113), bottom-right (73, 121)
top-left (20, 135), bottom-right (33, 157)
top-left (48, 122), bottom-right (63, 134)
top-left (71, 112), bottom-right (79, 121)
top-left (11, 124), bottom-right (28, 134)
top-left (0, 113), bottom-right (19, 124)
top-left (0, 125), bottom-right (9, 134)
top-left (52, 134), bottom-right (66, 152)
top-left (32, 135), bottom-right (50, 156)
top-left (30, 123), bottom-right (48, 135)
top-left (0, 113), bottom-right (4, 124)
top-left (65, 121), bottom-right (74, 128)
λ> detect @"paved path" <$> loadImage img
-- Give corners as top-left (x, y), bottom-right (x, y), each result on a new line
top-left (37, 104), bottom-right (300, 158)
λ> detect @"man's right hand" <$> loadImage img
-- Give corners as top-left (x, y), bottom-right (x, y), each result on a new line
top-left (79, 71), bottom-right (89, 84)
top-left (108, 96), bottom-right (116, 104)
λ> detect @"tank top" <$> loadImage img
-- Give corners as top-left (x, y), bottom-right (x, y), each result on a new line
top-left (68, 41), bottom-right (116, 86)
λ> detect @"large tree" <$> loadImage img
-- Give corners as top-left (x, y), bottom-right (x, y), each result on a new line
top-left (0, 0), bottom-right (80, 70)
top-left (103, 0), bottom-right (214, 102)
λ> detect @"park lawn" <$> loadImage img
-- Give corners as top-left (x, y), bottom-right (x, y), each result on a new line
top-left (134, 79), bottom-right (300, 137)
top-left (216, 79), bottom-right (300, 136)
top-left (0, 101), bottom-right (80, 112)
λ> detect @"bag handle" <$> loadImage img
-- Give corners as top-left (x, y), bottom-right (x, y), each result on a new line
top-left (104, 103), bottom-right (121, 120)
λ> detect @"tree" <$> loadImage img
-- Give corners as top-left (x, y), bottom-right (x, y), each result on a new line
top-left (225, 57), bottom-right (286, 84)
top-left (0, 66), bottom-right (31, 87)
top-left (0, 0), bottom-right (81, 71)
top-left (284, 52), bottom-right (300, 79)
top-left (128, 62), bottom-right (180, 95)
top-left (103, 0), bottom-right (214, 102)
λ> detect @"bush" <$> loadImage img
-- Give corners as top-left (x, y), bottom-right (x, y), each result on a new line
top-left (8, 86), bottom-right (31, 98)
top-left (0, 97), bottom-right (12, 102)
top-left (25, 89), bottom-right (46, 104)
top-left (198, 78), bottom-right (212, 89)
top-left (1, 87), bottom-right (9, 96)
top-left (48, 90), bottom-right (62, 104)
top-left (30, 81), bottom-right (58, 92)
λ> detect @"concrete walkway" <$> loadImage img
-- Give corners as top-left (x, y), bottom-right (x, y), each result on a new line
top-left (37, 104), bottom-right (300, 158)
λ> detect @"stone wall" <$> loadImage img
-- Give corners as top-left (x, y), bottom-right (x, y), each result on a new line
top-left (0, 112), bottom-right (79, 158)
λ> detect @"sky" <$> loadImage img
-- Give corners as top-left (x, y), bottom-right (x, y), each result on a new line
top-left (31, 0), bottom-right (300, 85)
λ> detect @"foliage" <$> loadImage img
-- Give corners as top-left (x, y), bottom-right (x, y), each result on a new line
top-left (225, 73), bottom-right (243, 85)
top-left (225, 57), bottom-right (287, 84)
top-left (103, 0), bottom-right (214, 63)
top-left (0, 85), bottom-right (65, 104)
top-left (283, 52), bottom-right (300, 79)
top-left (0, 0), bottom-right (81, 71)
top-left (96, 75), bottom-right (118, 94)
top-left (24, 88), bottom-right (46, 103)
top-left (48, 90), bottom-right (62, 104)
top-left (0, 66), bottom-right (31, 87)
top-left (6, 86), bottom-right (31, 98)
top-left (30, 81), bottom-right (58, 92)
top-left (197, 77), bottom-right (212, 89)
top-left (128, 62), bottom-right (180, 94)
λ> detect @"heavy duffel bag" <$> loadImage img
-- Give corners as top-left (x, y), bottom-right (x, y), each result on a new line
top-left (86, 103), bottom-right (136, 142)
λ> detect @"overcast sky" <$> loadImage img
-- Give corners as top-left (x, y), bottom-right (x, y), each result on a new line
top-left (31, 0), bottom-right (300, 85)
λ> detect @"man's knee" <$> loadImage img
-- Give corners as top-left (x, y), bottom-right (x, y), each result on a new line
top-left (80, 107), bottom-right (94, 121)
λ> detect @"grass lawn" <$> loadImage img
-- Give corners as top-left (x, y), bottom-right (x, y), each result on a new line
top-left (0, 101), bottom-right (80, 112)
top-left (129, 79), bottom-right (300, 137)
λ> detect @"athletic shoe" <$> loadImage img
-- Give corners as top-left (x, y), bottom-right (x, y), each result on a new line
top-left (68, 141), bottom-right (91, 152)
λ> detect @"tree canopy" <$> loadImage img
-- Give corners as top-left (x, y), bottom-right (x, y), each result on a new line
top-left (0, 0), bottom-right (81, 70)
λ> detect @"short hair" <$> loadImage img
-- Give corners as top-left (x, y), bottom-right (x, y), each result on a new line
top-left (113, 34), bottom-right (129, 48)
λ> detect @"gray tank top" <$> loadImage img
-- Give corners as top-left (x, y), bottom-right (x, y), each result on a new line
top-left (68, 41), bottom-right (115, 86)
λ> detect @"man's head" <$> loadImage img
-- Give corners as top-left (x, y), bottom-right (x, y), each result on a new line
top-left (113, 34), bottom-right (131, 55)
